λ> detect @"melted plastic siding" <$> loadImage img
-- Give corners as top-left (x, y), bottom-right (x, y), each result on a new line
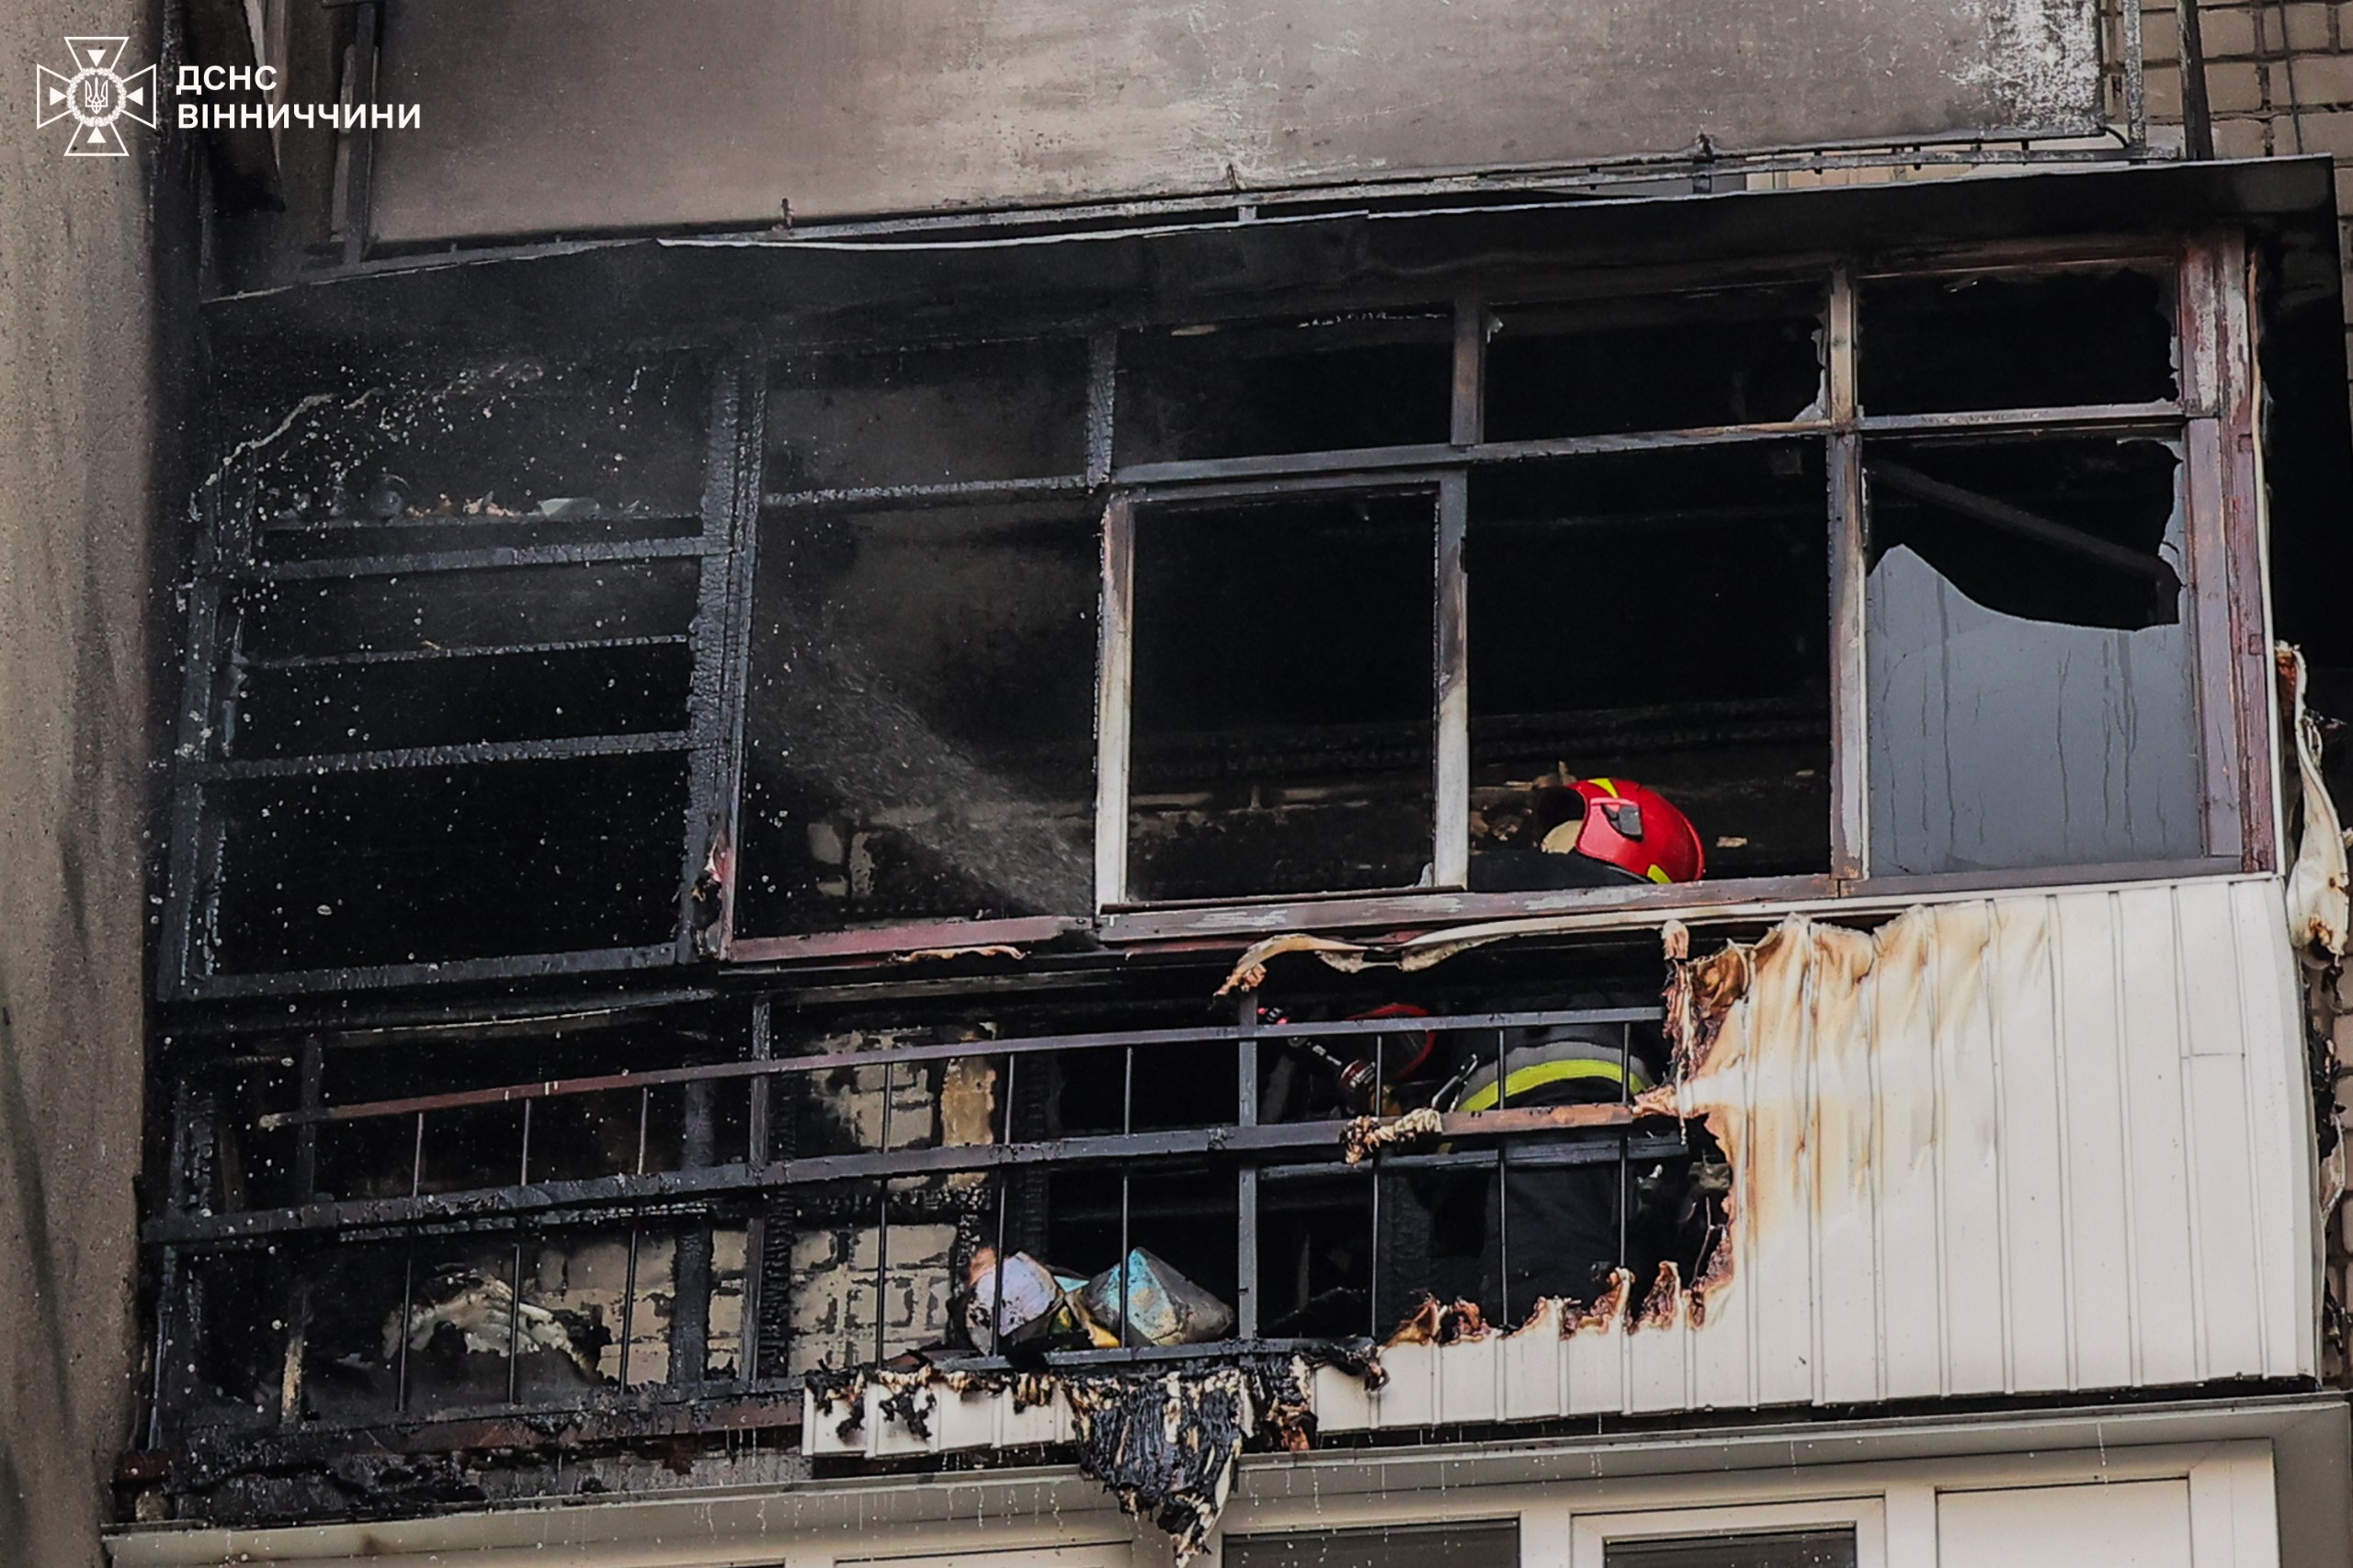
top-left (810, 876), bottom-right (2315, 1457)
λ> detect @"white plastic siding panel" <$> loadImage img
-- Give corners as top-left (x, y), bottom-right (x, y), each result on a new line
top-left (1310, 882), bottom-right (2317, 1439)
top-left (811, 878), bottom-right (2316, 1457)
top-left (1937, 1479), bottom-right (2194, 1567)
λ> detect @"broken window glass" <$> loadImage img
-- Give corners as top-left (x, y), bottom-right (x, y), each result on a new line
top-left (1116, 310), bottom-right (1454, 464)
top-left (1467, 445), bottom-right (1832, 885)
top-left (1485, 283), bottom-right (1826, 439)
top-left (736, 500), bottom-right (1099, 936)
top-left (1126, 491), bottom-right (1438, 902)
top-left (1222, 1521), bottom-right (1519, 1568)
top-left (208, 754), bottom-right (688, 973)
top-left (766, 337), bottom-right (1089, 493)
top-left (1604, 1530), bottom-right (1858, 1567)
top-left (1858, 267), bottom-right (2177, 415)
top-left (233, 357), bottom-right (709, 535)
top-left (1864, 435), bottom-right (2201, 876)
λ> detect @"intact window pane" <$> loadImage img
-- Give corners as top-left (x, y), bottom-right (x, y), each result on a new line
top-left (766, 338), bottom-right (1088, 493)
top-left (1605, 1527), bottom-right (1858, 1567)
top-left (1467, 444), bottom-right (1832, 885)
top-left (1224, 1520), bottom-right (1518, 1568)
top-left (1485, 284), bottom-right (1826, 440)
top-left (736, 500), bottom-right (1098, 935)
top-left (1127, 491), bottom-right (1437, 901)
top-left (1864, 435), bottom-right (2201, 876)
top-left (1858, 267), bottom-right (2177, 415)
top-left (1116, 310), bottom-right (1454, 464)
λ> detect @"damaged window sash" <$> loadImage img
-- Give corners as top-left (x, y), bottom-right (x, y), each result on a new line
top-left (164, 351), bottom-right (765, 998)
top-left (1077, 237), bottom-right (2257, 931)
top-left (165, 240), bottom-right (2267, 991)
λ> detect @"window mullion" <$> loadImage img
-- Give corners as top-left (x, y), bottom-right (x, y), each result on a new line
top-left (1451, 294), bottom-right (1486, 447)
top-left (1827, 266), bottom-right (1869, 883)
top-left (1096, 492), bottom-right (1136, 908)
top-left (1436, 471), bottom-right (1471, 889)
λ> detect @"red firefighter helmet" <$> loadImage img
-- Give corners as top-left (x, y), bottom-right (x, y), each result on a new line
top-left (1527, 777), bottom-right (1705, 885)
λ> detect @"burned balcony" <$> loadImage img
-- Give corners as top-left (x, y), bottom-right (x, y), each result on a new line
top-left (144, 867), bottom-right (2318, 1526)
top-left (148, 992), bottom-right (1699, 1445)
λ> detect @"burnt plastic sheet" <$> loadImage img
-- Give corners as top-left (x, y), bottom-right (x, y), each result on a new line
top-left (736, 500), bottom-right (1098, 935)
top-left (1864, 436), bottom-right (2201, 876)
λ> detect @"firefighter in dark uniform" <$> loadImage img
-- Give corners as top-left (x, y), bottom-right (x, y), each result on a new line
top-left (1422, 775), bottom-right (1708, 1312)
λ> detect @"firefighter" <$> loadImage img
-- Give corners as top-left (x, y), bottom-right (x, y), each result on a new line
top-left (1422, 776), bottom-right (1706, 1312)
top-left (1418, 1019), bottom-right (1661, 1312)
top-left (1468, 775), bottom-right (1707, 892)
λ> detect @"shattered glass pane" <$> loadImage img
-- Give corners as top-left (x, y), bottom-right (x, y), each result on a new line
top-left (1865, 436), bottom-right (2201, 876)
top-left (737, 500), bottom-right (1098, 935)
top-left (1604, 1528), bottom-right (1859, 1567)
top-left (1859, 267), bottom-right (2176, 415)
top-left (1468, 445), bottom-right (1832, 882)
top-left (1127, 491), bottom-right (1438, 901)
top-left (1485, 283), bottom-right (1826, 438)
top-left (1117, 310), bottom-right (1454, 464)
top-left (1223, 1520), bottom-right (1519, 1567)
top-left (767, 337), bottom-right (1088, 493)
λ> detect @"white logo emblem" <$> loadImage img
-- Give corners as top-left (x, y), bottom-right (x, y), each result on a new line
top-left (36, 37), bottom-right (155, 157)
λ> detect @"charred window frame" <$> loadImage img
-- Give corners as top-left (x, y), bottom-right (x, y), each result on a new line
top-left (1086, 238), bottom-right (2269, 943)
top-left (158, 350), bottom-right (768, 1001)
top-left (160, 238), bottom-right (2273, 996)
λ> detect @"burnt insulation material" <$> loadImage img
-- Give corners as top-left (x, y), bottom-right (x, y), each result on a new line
top-left (813, 1350), bottom-right (1374, 1559)
top-left (1062, 1357), bottom-right (1316, 1562)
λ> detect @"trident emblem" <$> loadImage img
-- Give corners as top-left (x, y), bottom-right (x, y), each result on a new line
top-left (36, 37), bottom-right (156, 157)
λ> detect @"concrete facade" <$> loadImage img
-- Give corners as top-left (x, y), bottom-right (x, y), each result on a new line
top-left (0, 4), bottom-right (163, 1564)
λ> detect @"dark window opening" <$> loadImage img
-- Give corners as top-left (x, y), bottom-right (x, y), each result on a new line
top-left (736, 500), bottom-right (1099, 936)
top-left (1223, 1521), bottom-right (1520, 1568)
top-left (233, 358), bottom-right (709, 533)
top-left (1127, 492), bottom-right (1438, 902)
top-left (1605, 1528), bottom-right (1859, 1567)
top-left (1484, 284), bottom-right (1826, 440)
top-left (208, 753), bottom-right (688, 972)
top-left (233, 559), bottom-right (702, 665)
top-left (1116, 310), bottom-right (1454, 465)
top-left (1864, 435), bottom-right (2200, 876)
top-left (232, 642), bottom-right (693, 757)
top-left (765, 338), bottom-right (1088, 493)
top-left (1858, 267), bottom-right (2176, 415)
top-left (1467, 445), bottom-right (1832, 885)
